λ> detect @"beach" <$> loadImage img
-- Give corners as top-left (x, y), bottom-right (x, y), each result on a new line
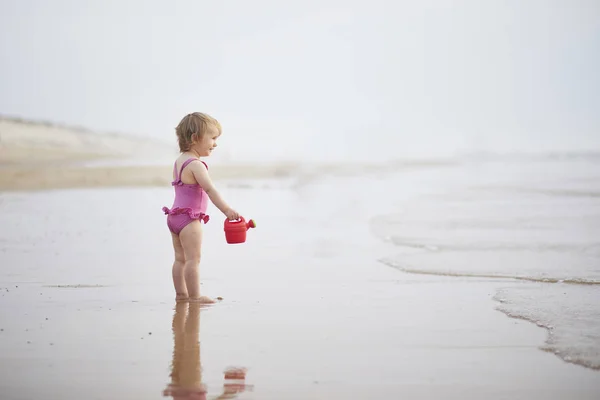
top-left (0, 117), bottom-right (302, 191)
top-left (1, 121), bottom-right (600, 399)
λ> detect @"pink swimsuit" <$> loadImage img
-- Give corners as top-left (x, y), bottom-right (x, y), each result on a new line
top-left (162, 158), bottom-right (210, 235)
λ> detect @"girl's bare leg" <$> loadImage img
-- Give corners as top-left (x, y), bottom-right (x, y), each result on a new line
top-left (179, 221), bottom-right (214, 304)
top-left (171, 232), bottom-right (188, 301)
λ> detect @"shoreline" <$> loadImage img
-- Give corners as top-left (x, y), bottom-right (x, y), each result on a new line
top-left (0, 163), bottom-right (305, 191)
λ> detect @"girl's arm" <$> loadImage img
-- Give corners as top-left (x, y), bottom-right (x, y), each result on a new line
top-left (190, 161), bottom-right (239, 219)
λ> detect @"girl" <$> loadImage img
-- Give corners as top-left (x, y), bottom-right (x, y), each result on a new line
top-left (162, 112), bottom-right (240, 303)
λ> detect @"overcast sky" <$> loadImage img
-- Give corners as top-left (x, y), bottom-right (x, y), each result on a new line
top-left (1, 0), bottom-right (599, 161)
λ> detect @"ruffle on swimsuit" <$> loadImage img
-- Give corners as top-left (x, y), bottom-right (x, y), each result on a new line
top-left (162, 206), bottom-right (210, 224)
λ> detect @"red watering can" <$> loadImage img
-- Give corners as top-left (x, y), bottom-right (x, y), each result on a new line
top-left (224, 216), bottom-right (256, 244)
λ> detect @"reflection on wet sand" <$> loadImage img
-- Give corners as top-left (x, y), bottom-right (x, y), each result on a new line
top-left (163, 302), bottom-right (252, 400)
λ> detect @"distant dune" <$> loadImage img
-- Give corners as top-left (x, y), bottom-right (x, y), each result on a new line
top-left (0, 115), bottom-right (175, 164)
top-left (0, 115), bottom-right (299, 191)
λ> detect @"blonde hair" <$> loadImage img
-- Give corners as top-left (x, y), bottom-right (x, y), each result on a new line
top-left (175, 112), bottom-right (222, 152)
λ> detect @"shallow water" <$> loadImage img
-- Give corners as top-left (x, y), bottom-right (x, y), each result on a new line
top-left (371, 154), bottom-right (600, 370)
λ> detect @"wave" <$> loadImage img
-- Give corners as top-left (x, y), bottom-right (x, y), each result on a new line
top-left (381, 237), bottom-right (600, 256)
top-left (517, 187), bottom-right (600, 199)
top-left (493, 286), bottom-right (600, 371)
top-left (378, 257), bottom-right (600, 285)
top-left (457, 150), bottom-right (600, 163)
top-left (495, 307), bottom-right (600, 371)
top-left (466, 185), bottom-right (600, 199)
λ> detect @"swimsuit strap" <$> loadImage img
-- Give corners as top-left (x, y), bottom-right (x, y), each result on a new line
top-left (173, 158), bottom-right (208, 183)
top-left (175, 158), bottom-right (208, 182)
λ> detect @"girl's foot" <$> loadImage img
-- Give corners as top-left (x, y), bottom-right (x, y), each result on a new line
top-left (189, 295), bottom-right (216, 304)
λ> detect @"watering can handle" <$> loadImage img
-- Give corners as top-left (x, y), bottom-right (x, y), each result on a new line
top-left (224, 216), bottom-right (246, 224)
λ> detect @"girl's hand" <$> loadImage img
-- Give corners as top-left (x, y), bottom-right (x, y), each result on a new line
top-left (225, 208), bottom-right (240, 221)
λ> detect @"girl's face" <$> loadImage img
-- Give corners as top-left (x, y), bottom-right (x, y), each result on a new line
top-left (192, 126), bottom-right (220, 157)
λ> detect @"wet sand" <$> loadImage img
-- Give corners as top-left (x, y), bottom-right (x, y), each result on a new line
top-left (0, 163), bottom-right (303, 191)
top-left (1, 176), bottom-right (599, 399)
